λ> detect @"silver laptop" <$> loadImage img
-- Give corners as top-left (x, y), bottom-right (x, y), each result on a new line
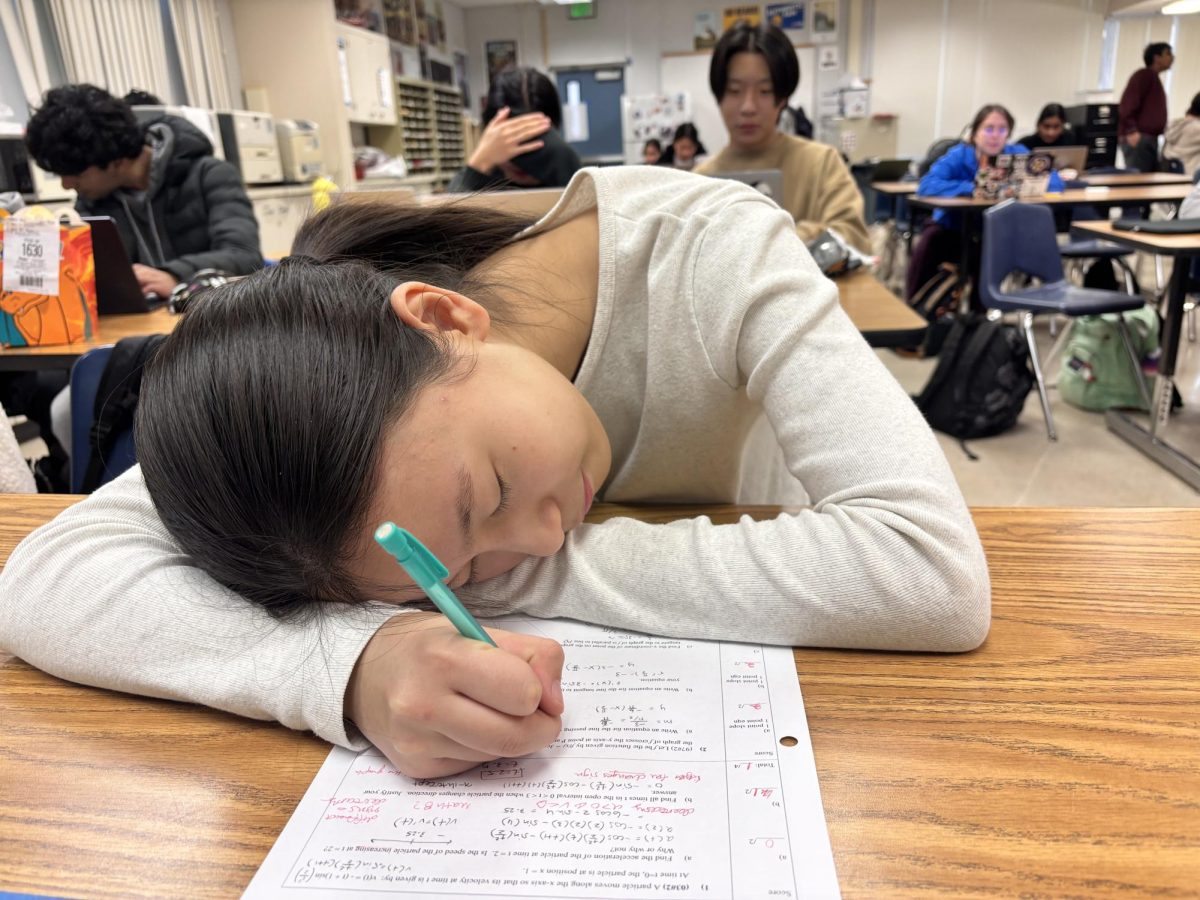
top-left (714, 169), bottom-right (785, 202)
top-left (1035, 145), bottom-right (1087, 172)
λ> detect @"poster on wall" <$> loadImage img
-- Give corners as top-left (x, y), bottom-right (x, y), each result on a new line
top-left (766, 2), bottom-right (805, 36)
top-left (485, 39), bottom-right (518, 82)
top-left (722, 5), bottom-right (761, 30)
top-left (818, 45), bottom-right (838, 71)
top-left (383, 0), bottom-right (415, 45)
top-left (812, 0), bottom-right (836, 35)
top-left (694, 11), bottom-right (720, 49)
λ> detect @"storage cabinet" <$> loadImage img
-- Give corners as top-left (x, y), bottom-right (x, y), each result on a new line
top-left (336, 23), bottom-right (397, 126)
top-left (371, 77), bottom-right (467, 189)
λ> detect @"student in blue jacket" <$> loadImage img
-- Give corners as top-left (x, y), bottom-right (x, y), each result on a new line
top-left (906, 104), bottom-right (1063, 299)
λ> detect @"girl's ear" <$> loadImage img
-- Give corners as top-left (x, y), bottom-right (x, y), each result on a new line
top-left (389, 282), bottom-right (491, 340)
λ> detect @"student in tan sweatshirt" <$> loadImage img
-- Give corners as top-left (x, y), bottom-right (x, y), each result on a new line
top-left (696, 21), bottom-right (871, 253)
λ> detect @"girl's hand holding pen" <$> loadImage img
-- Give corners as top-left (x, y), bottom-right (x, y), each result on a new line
top-left (345, 611), bottom-right (565, 779)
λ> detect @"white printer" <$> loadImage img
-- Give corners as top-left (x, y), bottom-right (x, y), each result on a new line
top-left (130, 105), bottom-right (225, 160)
top-left (217, 110), bottom-right (283, 184)
top-left (275, 119), bottom-right (325, 182)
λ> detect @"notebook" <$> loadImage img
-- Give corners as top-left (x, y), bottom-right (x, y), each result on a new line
top-left (715, 169), bottom-right (785, 202)
top-left (83, 216), bottom-right (163, 314)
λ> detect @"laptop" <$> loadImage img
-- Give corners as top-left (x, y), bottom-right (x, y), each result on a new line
top-left (715, 169), bottom-right (785, 202)
top-left (870, 158), bottom-right (913, 182)
top-left (83, 216), bottom-right (163, 314)
top-left (1036, 145), bottom-right (1088, 172)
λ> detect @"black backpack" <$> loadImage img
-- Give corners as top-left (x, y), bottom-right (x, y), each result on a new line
top-left (906, 263), bottom-right (966, 357)
top-left (81, 333), bottom-right (168, 493)
top-left (914, 314), bottom-right (1033, 443)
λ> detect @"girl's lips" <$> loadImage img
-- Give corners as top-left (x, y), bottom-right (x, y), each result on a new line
top-left (582, 470), bottom-right (595, 519)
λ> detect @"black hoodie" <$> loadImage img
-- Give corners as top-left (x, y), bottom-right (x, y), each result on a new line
top-left (75, 115), bottom-right (263, 279)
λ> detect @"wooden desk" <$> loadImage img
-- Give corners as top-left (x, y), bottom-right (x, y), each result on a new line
top-left (0, 307), bottom-right (180, 372)
top-left (909, 183), bottom-right (1192, 210)
top-left (873, 174), bottom-right (1191, 195)
top-left (836, 270), bottom-right (926, 347)
top-left (1, 498), bottom-right (1197, 898)
top-left (1071, 220), bottom-right (1200, 490)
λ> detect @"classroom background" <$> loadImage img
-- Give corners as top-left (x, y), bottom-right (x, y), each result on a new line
top-left (1, 0), bottom-right (1198, 505)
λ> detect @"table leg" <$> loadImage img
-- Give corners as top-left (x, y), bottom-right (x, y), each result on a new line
top-left (1104, 250), bottom-right (1200, 490)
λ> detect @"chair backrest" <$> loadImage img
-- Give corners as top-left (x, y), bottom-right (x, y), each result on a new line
top-left (979, 200), bottom-right (1064, 308)
top-left (918, 138), bottom-right (960, 177)
top-left (69, 345), bottom-right (137, 492)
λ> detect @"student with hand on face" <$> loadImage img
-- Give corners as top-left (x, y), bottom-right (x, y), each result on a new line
top-left (0, 168), bottom-right (990, 781)
top-left (24, 83), bottom-right (263, 299)
top-left (449, 67), bottom-right (581, 191)
top-left (907, 103), bottom-right (1063, 299)
top-left (696, 21), bottom-right (871, 253)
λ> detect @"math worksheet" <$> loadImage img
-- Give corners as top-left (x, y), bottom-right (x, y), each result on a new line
top-left (244, 617), bottom-right (840, 899)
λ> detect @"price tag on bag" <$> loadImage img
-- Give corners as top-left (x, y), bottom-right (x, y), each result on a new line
top-left (2, 217), bottom-right (60, 295)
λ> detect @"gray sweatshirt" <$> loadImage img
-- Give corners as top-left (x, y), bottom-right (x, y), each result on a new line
top-left (0, 167), bottom-right (990, 748)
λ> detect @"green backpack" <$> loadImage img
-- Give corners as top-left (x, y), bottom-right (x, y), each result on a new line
top-left (1058, 306), bottom-right (1159, 412)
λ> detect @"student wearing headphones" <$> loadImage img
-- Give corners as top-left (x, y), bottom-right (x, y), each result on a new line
top-left (696, 21), bottom-right (871, 253)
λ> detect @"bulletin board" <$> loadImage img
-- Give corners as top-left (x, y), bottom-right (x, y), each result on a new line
top-left (659, 46), bottom-right (816, 159)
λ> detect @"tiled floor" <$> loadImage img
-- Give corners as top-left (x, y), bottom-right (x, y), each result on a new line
top-left (880, 313), bottom-right (1200, 507)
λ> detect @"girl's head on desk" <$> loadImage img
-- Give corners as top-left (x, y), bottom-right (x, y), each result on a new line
top-left (137, 201), bottom-right (612, 618)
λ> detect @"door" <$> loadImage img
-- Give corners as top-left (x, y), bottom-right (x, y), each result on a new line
top-left (555, 67), bottom-right (625, 162)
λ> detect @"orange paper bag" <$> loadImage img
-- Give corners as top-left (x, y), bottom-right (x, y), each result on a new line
top-left (0, 207), bottom-right (98, 347)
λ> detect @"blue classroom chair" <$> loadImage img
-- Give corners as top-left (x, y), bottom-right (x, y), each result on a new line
top-left (69, 345), bottom-right (138, 492)
top-left (979, 200), bottom-right (1151, 441)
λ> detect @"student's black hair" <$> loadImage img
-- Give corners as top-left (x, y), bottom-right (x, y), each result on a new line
top-left (1036, 103), bottom-right (1067, 126)
top-left (643, 138), bottom-right (662, 153)
top-left (968, 103), bottom-right (1015, 143)
top-left (136, 200), bottom-right (538, 620)
top-left (1144, 42), bottom-right (1172, 67)
top-left (1189, 92), bottom-right (1200, 118)
top-left (25, 83), bottom-right (146, 176)
top-left (659, 123), bottom-right (707, 165)
top-left (483, 67), bottom-right (562, 130)
top-left (122, 88), bottom-right (163, 106)
top-left (709, 20), bottom-right (799, 103)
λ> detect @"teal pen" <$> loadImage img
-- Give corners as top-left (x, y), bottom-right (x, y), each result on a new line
top-left (374, 522), bottom-right (498, 646)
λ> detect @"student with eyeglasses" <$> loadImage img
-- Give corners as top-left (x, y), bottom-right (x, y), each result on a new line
top-left (905, 104), bottom-right (1062, 301)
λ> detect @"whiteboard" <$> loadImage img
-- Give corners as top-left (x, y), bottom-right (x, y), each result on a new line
top-left (660, 47), bottom-right (816, 159)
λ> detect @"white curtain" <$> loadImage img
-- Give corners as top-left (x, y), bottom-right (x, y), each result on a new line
top-left (0, 0), bottom-right (54, 106)
top-left (167, 0), bottom-right (233, 109)
top-left (45, 0), bottom-right (171, 100)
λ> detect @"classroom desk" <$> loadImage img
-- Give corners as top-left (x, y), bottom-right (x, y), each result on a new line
top-left (872, 173), bottom-right (1192, 196)
top-left (907, 183), bottom-right (1192, 210)
top-left (1071, 219), bottom-right (1200, 490)
top-left (1, 497), bottom-right (1197, 899)
top-left (836, 270), bottom-right (926, 347)
top-left (0, 307), bottom-right (180, 373)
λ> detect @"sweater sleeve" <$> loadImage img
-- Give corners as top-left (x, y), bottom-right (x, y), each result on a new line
top-left (794, 147), bottom-right (872, 254)
top-left (447, 165), bottom-right (505, 193)
top-left (919, 146), bottom-right (975, 197)
top-left (160, 158), bottom-right (264, 278)
top-left (0, 467), bottom-right (400, 746)
top-left (489, 198), bottom-right (991, 652)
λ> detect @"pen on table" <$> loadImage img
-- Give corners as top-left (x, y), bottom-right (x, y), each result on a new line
top-left (374, 522), bottom-right (498, 646)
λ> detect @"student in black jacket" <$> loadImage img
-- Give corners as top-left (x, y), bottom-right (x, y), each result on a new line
top-left (1017, 103), bottom-right (1076, 150)
top-left (25, 84), bottom-right (263, 300)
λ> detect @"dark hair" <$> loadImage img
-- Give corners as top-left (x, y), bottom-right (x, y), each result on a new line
top-left (659, 123), bottom-right (707, 165)
top-left (1189, 92), bottom-right (1200, 118)
top-left (1144, 42), bottom-right (1172, 67)
top-left (25, 83), bottom-right (145, 176)
top-left (643, 138), bottom-right (662, 153)
top-left (709, 20), bottom-right (799, 102)
top-left (968, 103), bottom-right (1015, 143)
top-left (136, 201), bottom-right (538, 619)
top-left (483, 67), bottom-right (562, 130)
top-left (1036, 103), bottom-right (1066, 126)
top-left (123, 89), bottom-right (163, 106)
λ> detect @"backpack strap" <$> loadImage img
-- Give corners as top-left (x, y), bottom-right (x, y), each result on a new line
top-left (81, 333), bottom-right (168, 493)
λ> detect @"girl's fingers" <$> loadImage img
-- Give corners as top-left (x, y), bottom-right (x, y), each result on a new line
top-left (431, 691), bottom-right (562, 759)
top-left (513, 140), bottom-right (546, 155)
